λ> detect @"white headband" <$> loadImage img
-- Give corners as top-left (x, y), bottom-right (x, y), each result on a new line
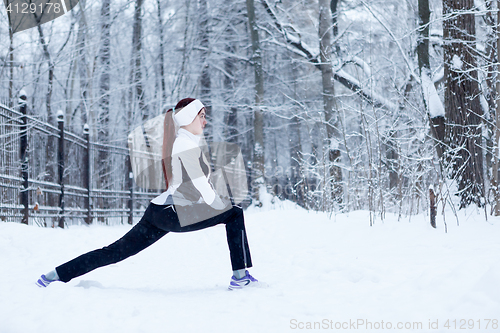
top-left (173, 99), bottom-right (205, 127)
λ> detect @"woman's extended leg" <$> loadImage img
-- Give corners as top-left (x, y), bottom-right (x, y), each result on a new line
top-left (55, 207), bottom-right (167, 283)
top-left (153, 203), bottom-right (255, 289)
top-left (154, 204), bottom-right (253, 271)
top-left (223, 207), bottom-right (252, 271)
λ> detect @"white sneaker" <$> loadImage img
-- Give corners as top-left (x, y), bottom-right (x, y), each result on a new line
top-left (228, 270), bottom-right (258, 290)
top-left (36, 274), bottom-right (58, 288)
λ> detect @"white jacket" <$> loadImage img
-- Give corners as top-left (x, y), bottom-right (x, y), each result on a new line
top-left (152, 129), bottom-right (225, 209)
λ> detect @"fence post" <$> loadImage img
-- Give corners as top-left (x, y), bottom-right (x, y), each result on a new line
top-left (127, 156), bottom-right (134, 225)
top-left (57, 110), bottom-right (65, 228)
top-left (83, 124), bottom-right (92, 224)
top-left (19, 90), bottom-right (29, 225)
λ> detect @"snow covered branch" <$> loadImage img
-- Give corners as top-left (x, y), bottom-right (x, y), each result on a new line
top-left (260, 0), bottom-right (397, 111)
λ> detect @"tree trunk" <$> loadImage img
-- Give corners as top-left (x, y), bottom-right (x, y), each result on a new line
top-left (443, 0), bottom-right (484, 207)
top-left (157, 0), bottom-right (167, 105)
top-left (319, 0), bottom-right (343, 207)
top-left (199, 0), bottom-right (212, 140)
top-left (8, 17), bottom-right (14, 108)
top-left (418, 0), bottom-right (446, 162)
top-left (330, 0), bottom-right (340, 54)
top-left (484, 0), bottom-right (495, 202)
top-left (127, 0), bottom-right (145, 220)
top-left (429, 187), bottom-right (437, 228)
top-left (99, 0), bottom-right (111, 133)
top-left (224, 42), bottom-right (238, 143)
top-left (77, 0), bottom-right (89, 126)
top-left (246, 0), bottom-right (265, 204)
top-left (36, 24), bottom-right (57, 219)
top-left (36, 25), bottom-right (54, 125)
top-left (493, 0), bottom-right (500, 215)
top-left (98, 0), bottom-right (111, 213)
top-left (385, 130), bottom-right (399, 191)
top-left (289, 114), bottom-right (303, 206)
top-left (130, 0), bottom-right (147, 122)
top-left (417, 0), bottom-right (430, 73)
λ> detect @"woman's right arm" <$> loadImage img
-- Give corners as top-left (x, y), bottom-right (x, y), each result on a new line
top-left (175, 145), bottom-right (228, 210)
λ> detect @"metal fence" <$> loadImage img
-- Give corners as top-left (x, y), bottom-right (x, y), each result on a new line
top-left (0, 92), bottom-right (160, 227)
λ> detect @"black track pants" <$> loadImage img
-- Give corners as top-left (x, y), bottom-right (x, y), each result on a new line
top-left (56, 204), bottom-right (252, 283)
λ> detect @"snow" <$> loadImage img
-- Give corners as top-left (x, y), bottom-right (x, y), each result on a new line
top-left (350, 55), bottom-right (372, 76)
top-left (422, 72), bottom-right (445, 118)
top-left (480, 93), bottom-right (489, 115)
top-left (433, 66), bottom-right (444, 84)
top-left (2, 195), bottom-right (500, 333)
top-left (452, 55), bottom-right (463, 71)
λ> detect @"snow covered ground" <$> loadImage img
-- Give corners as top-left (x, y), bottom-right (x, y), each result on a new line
top-left (1, 196), bottom-right (500, 333)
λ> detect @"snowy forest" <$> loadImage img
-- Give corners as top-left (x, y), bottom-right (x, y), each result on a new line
top-left (1, 0), bottom-right (499, 222)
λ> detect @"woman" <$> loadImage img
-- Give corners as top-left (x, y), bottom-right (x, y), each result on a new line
top-left (36, 98), bottom-right (257, 290)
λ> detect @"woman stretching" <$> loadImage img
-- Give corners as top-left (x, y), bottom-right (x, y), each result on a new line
top-left (36, 98), bottom-right (257, 290)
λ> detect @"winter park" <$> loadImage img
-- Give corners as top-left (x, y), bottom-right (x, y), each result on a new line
top-left (2, 0), bottom-right (500, 332)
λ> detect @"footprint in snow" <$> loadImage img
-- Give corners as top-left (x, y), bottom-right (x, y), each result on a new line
top-left (75, 280), bottom-right (105, 289)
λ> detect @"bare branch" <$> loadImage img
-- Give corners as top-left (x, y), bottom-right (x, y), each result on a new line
top-left (260, 0), bottom-right (396, 110)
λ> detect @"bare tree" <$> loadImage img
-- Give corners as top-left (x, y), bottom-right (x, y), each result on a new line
top-left (443, 0), bottom-right (484, 207)
top-left (130, 0), bottom-right (147, 123)
top-left (418, 0), bottom-right (445, 161)
top-left (76, 0), bottom-right (89, 126)
top-left (246, 0), bottom-right (265, 204)
top-left (7, 11), bottom-right (14, 108)
top-left (157, 0), bottom-right (167, 105)
top-left (97, 0), bottom-right (112, 211)
top-left (489, 0), bottom-right (500, 215)
top-left (223, 17), bottom-right (238, 144)
top-left (319, 0), bottom-right (343, 206)
top-left (330, 0), bottom-right (340, 54)
top-left (99, 0), bottom-right (111, 134)
top-left (198, 0), bottom-right (212, 139)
